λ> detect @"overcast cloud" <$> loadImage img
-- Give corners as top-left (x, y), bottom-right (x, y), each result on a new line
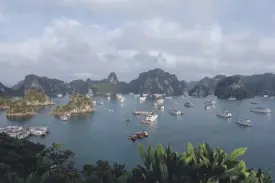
top-left (0, 0), bottom-right (275, 84)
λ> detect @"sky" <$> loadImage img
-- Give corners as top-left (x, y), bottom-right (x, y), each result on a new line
top-left (0, 0), bottom-right (275, 85)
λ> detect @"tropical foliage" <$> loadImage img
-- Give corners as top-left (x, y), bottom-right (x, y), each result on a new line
top-left (24, 89), bottom-right (52, 105)
top-left (0, 133), bottom-right (272, 183)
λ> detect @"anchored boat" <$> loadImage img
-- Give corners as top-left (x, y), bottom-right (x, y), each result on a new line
top-left (204, 105), bottom-right (211, 110)
top-left (184, 102), bottom-right (194, 108)
top-left (141, 113), bottom-right (158, 124)
top-left (251, 107), bottom-right (271, 114)
top-left (235, 118), bottom-right (252, 126)
top-left (128, 131), bottom-right (148, 141)
top-left (170, 109), bottom-right (184, 116)
top-left (217, 110), bottom-right (232, 118)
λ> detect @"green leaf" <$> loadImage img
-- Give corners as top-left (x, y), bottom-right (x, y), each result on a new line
top-left (137, 143), bottom-right (147, 164)
top-left (239, 160), bottom-right (247, 172)
top-left (228, 147), bottom-right (247, 160)
top-left (185, 155), bottom-right (193, 165)
top-left (187, 142), bottom-right (194, 154)
top-left (157, 144), bottom-right (165, 158)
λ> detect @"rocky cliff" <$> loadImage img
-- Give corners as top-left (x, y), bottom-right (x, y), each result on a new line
top-left (240, 73), bottom-right (275, 96)
top-left (188, 75), bottom-right (226, 97)
top-left (3, 71), bottom-right (275, 97)
top-left (0, 82), bottom-right (17, 97)
top-left (128, 68), bottom-right (187, 95)
top-left (214, 76), bottom-right (251, 99)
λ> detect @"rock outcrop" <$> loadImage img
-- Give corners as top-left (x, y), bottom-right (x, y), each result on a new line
top-left (214, 76), bottom-right (251, 99)
top-left (188, 75), bottom-right (226, 97)
top-left (52, 94), bottom-right (94, 116)
top-left (128, 68), bottom-right (187, 95)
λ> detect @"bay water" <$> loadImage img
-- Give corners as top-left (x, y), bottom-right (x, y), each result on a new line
top-left (1, 96), bottom-right (275, 175)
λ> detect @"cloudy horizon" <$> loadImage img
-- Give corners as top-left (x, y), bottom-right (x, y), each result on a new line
top-left (0, 0), bottom-right (275, 85)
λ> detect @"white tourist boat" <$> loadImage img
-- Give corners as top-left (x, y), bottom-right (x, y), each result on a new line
top-left (141, 113), bottom-right (158, 124)
top-left (160, 106), bottom-right (164, 110)
top-left (120, 97), bottom-right (125, 103)
top-left (165, 96), bottom-right (172, 100)
top-left (205, 100), bottom-right (216, 105)
top-left (228, 97), bottom-right (236, 100)
top-left (264, 95), bottom-right (268, 98)
top-left (140, 96), bottom-right (146, 102)
top-left (107, 96), bottom-right (110, 100)
top-left (251, 107), bottom-right (271, 114)
top-left (142, 94), bottom-right (149, 97)
top-left (250, 101), bottom-right (260, 104)
top-left (170, 109), bottom-right (184, 116)
top-left (60, 115), bottom-right (69, 121)
top-left (235, 118), bottom-right (252, 126)
top-left (134, 94), bottom-right (140, 98)
top-left (17, 130), bottom-right (31, 139)
top-left (57, 94), bottom-right (63, 98)
top-left (217, 110), bottom-right (232, 118)
top-left (145, 113), bottom-right (158, 122)
top-left (204, 105), bottom-right (211, 110)
top-left (29, 127), bottom-right (48, 136)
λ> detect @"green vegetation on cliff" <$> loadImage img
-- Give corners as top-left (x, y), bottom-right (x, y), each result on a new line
top-left (53, 94), bottom-right (94, 115)
top-left (24, 89), bottom-right (53, 105)
top-left (0, 133), bottom-right (272, 183)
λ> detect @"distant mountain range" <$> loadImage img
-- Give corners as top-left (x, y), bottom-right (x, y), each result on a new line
top-left (1, 69), bottom-right (275, 99)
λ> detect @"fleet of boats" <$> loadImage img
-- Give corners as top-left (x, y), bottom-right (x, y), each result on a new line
top-left (3, 93), bottom-right (273, 143)
top-left (0, 126), bottom-right (49, 139)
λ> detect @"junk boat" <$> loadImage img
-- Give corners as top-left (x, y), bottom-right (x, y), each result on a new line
top-left (251, 107), bottom-right (271, 114)
top-left (205, 100), bottom-right (216, 105)
top-left (170, 109), bottom-right (183, 116)
top-left (128, 131), bottom-right (148, 141)
top-left (184, 102), bottom-right (194, 108)
top-left (141, 113), bottom-right (158, 124)
top-left (29, 127), bottom-right (49, 136)
top-left (132, 110), bottom-right (152, 116)
top-left (250, 101), bottom-right (260, 104)
top-left (217, 110), bottom-right (232, 118)
top-left (204, 105), bottom-right (211, 110)
top-left (234, 118), bottom-right (252, 126)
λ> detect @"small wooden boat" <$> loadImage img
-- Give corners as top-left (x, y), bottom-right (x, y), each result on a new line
top-left (128, 131), bottom-right (148, 141)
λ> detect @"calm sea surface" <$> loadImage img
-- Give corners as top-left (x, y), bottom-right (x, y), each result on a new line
top-left (1, 96), bottom-right (275, 175)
